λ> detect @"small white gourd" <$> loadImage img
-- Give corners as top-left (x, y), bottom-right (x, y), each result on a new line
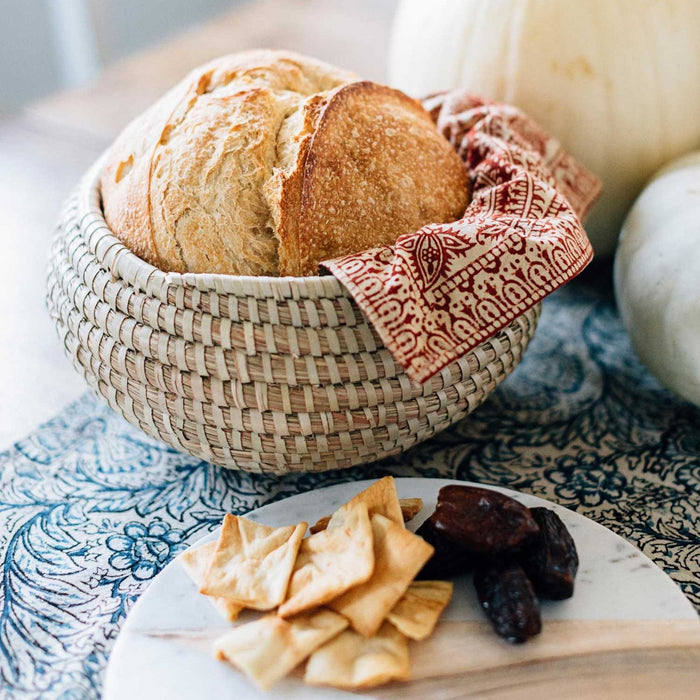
top-left (614, 152), bottom-right (700, 406)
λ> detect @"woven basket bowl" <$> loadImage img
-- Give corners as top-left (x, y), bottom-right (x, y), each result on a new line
top-left (46, 159), bottom-right (541, 474)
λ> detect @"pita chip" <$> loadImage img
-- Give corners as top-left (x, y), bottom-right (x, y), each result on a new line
top-left (278, 501), bottom-right (374, 618)
top-left (387, 580), bottom-right (453, 640)
top-left (177, 541), bottom-right (244, 621)
top-left (304, 621), bottom-right (409, 689)
top-left (309, 496), bottom-right (424, 534)
top-left (344, 476), bottom-right (403, 527)
top-left (201, 514), bottom-right (306, 609)
top-left (214, 609), bottom-right (348, 690)
top-left (399, 497), bottom-right (423, 522)
top-left (329, 513), bottom-right (434, 637)
top-left (308, 515), bottom-right (332, 535)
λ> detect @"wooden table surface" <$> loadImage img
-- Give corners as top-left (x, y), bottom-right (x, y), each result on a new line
top-left (1, 0), bottom-right (398, 448)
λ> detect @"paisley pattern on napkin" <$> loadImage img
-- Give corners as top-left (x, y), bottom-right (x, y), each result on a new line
top-left (325, 92), bottom-right (601, 383)
top-left (1, 268), bottom-right (699, 698)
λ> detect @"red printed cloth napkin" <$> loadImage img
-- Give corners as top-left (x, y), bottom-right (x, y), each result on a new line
top-left (323, 92), bottom-right (601, 384)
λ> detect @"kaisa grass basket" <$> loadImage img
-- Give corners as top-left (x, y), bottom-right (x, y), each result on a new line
top-left (46, 158), bottom-right (541, 475)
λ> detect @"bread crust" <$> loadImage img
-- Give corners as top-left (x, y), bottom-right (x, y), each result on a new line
top-left (101, 52), bottom-right (469, 277)
top-left (264, 91), bottom-right (331, 277)
top-left (100, 77), bottom-right (194, 269)
top-left (275, 81), bottom-right (470, 276)
top-left (101, 50), bottom-right (354, 275)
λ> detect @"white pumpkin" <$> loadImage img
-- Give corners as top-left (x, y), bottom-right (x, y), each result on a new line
top-left (614, 151), bottom-right (700, 406)
top-left (388, 0), bottom-right (700, 256)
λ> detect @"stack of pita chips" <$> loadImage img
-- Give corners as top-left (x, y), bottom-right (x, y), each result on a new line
top-left (178, 477), bottom-right (452, 691)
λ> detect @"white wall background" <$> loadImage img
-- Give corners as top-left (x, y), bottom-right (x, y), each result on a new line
top-left (0, 0), bottom-right (245, 112)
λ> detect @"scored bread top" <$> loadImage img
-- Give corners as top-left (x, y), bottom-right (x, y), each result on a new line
top-left (101, 50), bottom-right (353, 276)
top-left (101, 50), bottom-right (469, 277)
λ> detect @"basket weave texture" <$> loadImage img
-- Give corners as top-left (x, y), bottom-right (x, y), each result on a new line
top-left (46, 160), bottom-right (541, 474)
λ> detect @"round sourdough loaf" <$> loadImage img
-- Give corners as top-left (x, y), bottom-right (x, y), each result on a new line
top-left (101, 50), bottom-right (469, 277)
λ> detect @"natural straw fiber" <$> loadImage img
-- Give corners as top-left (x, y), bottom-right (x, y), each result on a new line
top-left (46, 158), bottom-right (540, 474)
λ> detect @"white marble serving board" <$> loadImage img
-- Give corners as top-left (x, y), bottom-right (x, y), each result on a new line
top-left (104, 478), bottom-right (696, 699)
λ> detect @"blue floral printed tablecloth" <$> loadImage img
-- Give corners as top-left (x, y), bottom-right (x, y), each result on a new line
top-left (1, 262), bottom-right (699, 698)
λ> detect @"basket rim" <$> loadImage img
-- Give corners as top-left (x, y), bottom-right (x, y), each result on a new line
top-left (80, 155), bottom-right (349, 301)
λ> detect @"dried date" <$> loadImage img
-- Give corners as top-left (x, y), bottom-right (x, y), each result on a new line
top-left (432, 486), bottom-right (540, 555)
top-left (415, 516), bottom-right (474, 579)
top-left (474, 563), bottom-right (542, 643)
top-left (521, 507), bottom-right (578, 599)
